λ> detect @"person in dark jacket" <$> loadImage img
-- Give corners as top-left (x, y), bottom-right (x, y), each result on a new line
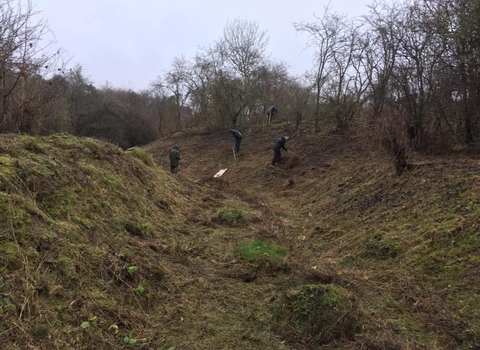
top-left (169, 144), bottom-right (181, 173)
top-left (264, 105), bottom-right (278, 126)
top-left (271, 135), bottom-right (289, 166)
top-left (267, 105), bottom-right (277, 119)
top-left (229, 129), bottom-right (243, 153)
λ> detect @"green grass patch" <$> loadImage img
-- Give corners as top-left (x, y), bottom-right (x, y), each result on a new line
top-left (214, 207), bottom-right (246, 226)
top-left (126, 146), bottom-right (154, 167)
top-left (237, 239), bottom-right (287, 262)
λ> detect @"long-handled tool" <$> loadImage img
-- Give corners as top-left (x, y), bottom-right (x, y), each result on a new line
top-left (286, 150), bottom-right (307, 161)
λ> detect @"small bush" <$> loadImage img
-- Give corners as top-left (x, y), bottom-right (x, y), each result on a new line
top-left (126, 147), bottom-right (154, 167)
top-left (274, 284), bottom-right (359, 346)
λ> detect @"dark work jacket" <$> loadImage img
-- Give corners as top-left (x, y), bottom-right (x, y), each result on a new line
top-left (273, 136), bottom-right (287, 151)
top-left (230, 129), bottom-right (242, 140)
top-left (169, 147), bottom-right (180, 167)
top-left (267, 106), bottom-right (277, 115)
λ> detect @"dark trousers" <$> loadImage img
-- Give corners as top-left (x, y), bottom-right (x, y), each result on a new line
top-left (170, 166), bottom-right (178, 174)
top-left (272, 149), bottom-right (281, 165)
top-left (235, 138), bottom-right (242, 153)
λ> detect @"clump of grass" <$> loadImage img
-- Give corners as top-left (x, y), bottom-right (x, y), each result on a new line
top-left (57, 256), bottom-right (76, 278)
top-left (364, 233), bottom-right (401, 260)
top-left (273, 284), bottom-right (359, 346)
top-left (236, 239), bottom-right (288, 274)
top-left (237, 239), bottom-right (287, 262)
top-left (126, 146), bottom-right (154, 167)
top-left (214, 207), bottom-right (246, 226)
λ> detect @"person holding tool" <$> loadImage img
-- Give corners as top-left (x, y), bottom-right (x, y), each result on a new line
top-left (229, 129), bottom-right (243, 153)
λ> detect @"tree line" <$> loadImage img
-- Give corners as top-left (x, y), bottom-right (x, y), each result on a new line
top-left (1, 0), bottom-right (479, 152)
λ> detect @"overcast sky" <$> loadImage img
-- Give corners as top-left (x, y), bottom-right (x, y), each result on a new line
top-left (34, 0), bottom-right (374, 91)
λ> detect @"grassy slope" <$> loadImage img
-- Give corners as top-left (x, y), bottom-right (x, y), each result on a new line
top-left (1, 126), bottom-right (480, 349)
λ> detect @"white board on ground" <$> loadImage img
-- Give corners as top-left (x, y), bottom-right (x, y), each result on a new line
top-left (213, 168), bottom-right (228, 178)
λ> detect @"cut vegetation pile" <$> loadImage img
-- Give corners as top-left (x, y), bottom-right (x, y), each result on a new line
top-left (1, 128), bottom-right (480, 349)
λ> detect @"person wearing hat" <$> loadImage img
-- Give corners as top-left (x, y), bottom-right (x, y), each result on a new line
top-left (271, 135), bottom-right (289, 166)
top-left (169, 144), bottom-right (181, 173)
top-left (229, 129), bottom-right (243, 153)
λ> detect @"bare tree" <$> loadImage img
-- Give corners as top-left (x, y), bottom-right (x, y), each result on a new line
top-left (358, 1), bottom-right (412, 173)
top-left (327, 19), bottom-right (368, 130)
top-left (218, 19), bottom-right (268, 82)
top-left (431, 0), bottom-right (480, 144)
top-left (288, 74), bottom-right (313, 133)
top-left (187, 50), bottom-right (217, 130)
top-left (363, 1), bottom-right (404, 122)
top-left (256, 61), bottom-right (290, 127)
top-left (152, 56), bottom-right (191, 132)
top-left (215, 19), bottom-right (269, 127)
top-left (0, 0), bottom-right (65, 133)
top-left (294, 5), bottom-right (342, 133)
top-left (387, 1), bottom-right (447, 149)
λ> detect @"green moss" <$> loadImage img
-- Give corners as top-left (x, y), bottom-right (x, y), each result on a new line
top-left (0, 241), bottom-right (22, 270)
top-left (1, 241), bottom-right (18, 255)
top-left (57, 255), bottom-right (75, 277)
top-left (105, 174), bottom-right (122, 188)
